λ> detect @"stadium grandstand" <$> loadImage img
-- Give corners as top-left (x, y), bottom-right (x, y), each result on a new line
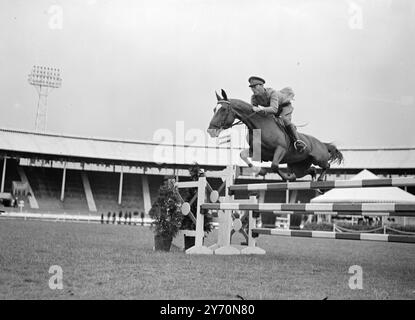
top-left (1, 127), bottom-right (415, 223)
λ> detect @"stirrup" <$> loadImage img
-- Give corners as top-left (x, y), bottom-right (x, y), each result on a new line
top-left (294, 140), bottom-right (307, 152)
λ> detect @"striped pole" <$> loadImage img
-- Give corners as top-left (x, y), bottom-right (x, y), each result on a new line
top-left (201, 202), bottom-right (415, 216)
top-left (252, 228), bottom-right (415, 244)
top-left (229, 177), bottom-right (415, 193)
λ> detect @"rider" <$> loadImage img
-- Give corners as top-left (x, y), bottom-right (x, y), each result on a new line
top-left (248, 76), bottom-right (307, 152)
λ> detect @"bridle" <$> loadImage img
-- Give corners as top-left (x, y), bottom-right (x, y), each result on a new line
top-left (215, 100), bottom-right (258, 130)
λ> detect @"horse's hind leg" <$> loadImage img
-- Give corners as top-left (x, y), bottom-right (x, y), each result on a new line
top-left (306, 167), bottom-right (317, 181)
top-left (305, 160), bottom-right (328, 193)
top-left (288, 157), bottom-right (315, 180)
top-left (318, 163), bottom-right (330, 181)
top-left (312, 157), bottom-right (330, 181)
top-left (271, 146), bottom-right (296, 181)
top-left (306, 159), bottom-right (327, 192)
top-left (312, 158), bottom-right (330, 181)
top-left (310, 148), bottom-right (331, 181)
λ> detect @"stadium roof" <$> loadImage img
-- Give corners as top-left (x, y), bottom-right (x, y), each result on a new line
top-left (0, 128), bottom-right (414, 169)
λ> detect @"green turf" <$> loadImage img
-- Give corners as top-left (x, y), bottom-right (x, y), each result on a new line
top-left (0, 219), bottom-right (414, 299)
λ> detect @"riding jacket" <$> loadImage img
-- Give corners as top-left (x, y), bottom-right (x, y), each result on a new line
top-left (251, 87), bottom-right (295, 117)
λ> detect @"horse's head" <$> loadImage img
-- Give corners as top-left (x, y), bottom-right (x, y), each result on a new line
top-left (207, 89), bottom-right (236, 138)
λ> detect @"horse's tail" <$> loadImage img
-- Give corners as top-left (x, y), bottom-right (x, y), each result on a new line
top-left (325, 143), bottom-right (344, 165)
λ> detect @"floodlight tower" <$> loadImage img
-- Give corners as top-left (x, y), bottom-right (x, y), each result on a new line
top-left (28, 66), bottom-right (62, 132)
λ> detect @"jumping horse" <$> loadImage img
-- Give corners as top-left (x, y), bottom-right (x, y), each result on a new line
top-left (207, 90), bottom-right (344, 181)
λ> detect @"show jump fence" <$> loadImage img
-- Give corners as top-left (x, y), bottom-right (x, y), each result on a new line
top-left (176, 166), bottom-right (415, 255)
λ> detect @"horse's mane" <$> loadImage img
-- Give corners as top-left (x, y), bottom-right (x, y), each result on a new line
top-left (229, 98), bottom-right (287, 135)
top-left (229, 99), bottom-right (253, 111)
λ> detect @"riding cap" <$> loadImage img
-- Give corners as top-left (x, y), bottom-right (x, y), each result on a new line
top-left (248, 76), bottom-right (265, 87)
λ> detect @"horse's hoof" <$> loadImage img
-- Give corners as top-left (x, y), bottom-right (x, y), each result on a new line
top-left (309, 169), bottom-right (317, 181)
top-left (288, 174), bottom-right (296, 182)
top-left (283, 173), bottom-right (296, 182)
top-left (252, 166), bottom-right (267, 176)
top-left (276, 169), bottom-right (296, 181)
top-left (258, 168), bottom-right (267, 176)
top-left (250, 166), bottom-right (261, 175)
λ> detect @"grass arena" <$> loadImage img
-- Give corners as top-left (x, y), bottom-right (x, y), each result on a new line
top-left (1, 218), bottom-right (414, 300)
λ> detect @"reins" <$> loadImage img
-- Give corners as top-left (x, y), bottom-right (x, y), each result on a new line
top-left (227, 104), bottom-right (258, 128)
top-left (230, 112), bottom-right (256, 128)
top-left (215, 100), bottom-right (263, 129)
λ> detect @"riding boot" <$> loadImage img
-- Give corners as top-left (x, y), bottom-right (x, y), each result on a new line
top-left (286, 124), bottom-right (307, 152)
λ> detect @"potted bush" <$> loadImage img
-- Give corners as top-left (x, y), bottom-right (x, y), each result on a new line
top-left (180, 164), bottom-right (214, 250)
top-left (149, 178), bottom-right (183, 251)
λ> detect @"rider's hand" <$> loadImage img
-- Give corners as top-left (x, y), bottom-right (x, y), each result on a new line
top-left (253, 106), bottom-right (263, 112)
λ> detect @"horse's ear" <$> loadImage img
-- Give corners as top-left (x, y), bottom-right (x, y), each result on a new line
top-left (221, 89), bottom-right (228, 101)
top-left (215, 91), bottom-right (222, 101)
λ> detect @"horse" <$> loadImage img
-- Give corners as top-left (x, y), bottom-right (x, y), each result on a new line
top-left (207, 89), bottom-right (344, 181)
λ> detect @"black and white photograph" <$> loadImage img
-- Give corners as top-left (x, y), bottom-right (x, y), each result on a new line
top-left (1, 0), bottom-right (415, 306)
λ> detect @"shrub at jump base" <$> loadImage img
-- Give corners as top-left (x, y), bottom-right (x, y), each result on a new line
top-left (149, 179), bottom-right (183, 251)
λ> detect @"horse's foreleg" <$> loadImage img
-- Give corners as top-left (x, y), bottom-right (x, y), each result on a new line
top-left (271, 147), bottom-right (296, 181)
top-left (240, 149), bottom-right (253, 167)
top-left (240, 149), bottom-right (267, 176)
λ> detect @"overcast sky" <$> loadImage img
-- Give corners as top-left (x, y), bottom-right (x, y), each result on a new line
top-left (0, 0), bottom-right (414, 148)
